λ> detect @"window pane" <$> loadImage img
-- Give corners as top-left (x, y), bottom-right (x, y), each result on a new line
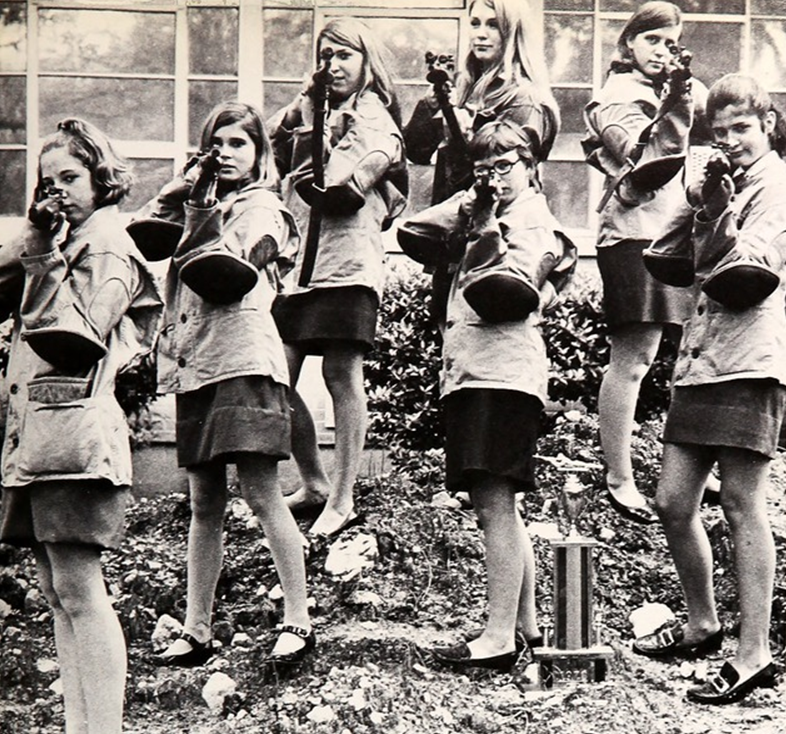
top-left (123, 158), bottom-right (175, 213)
top-left (189, 81), bottom-right (239, 147)
top-left (751, 20), bottom-right (786, 89)
top-left (551, 88), bottom-right (592, 159)
top-left (753, 0), bottom-right (786, 14)
top-left (546, 14), bottom-right (593, 85)
top-left (0, 2), bottom-right (26, 72)
top-left (263, 9), bottom-right (313, 80)
top-left (38, 9), bottom-right (175, 75)
top-left (189, 7), bottom-right (239, 76)
top-left (40, 78), bottom-right (174, 141)
top-left (545, 0), bottom-right (593, 10)
top-left (321, 0), bottom-right (463, 6)
top-left (682, 22), bottom-right (743, 89)
top-left (398, 84), bottom-right (431, 127)
top-left (600, 0), bottom-right (744, 11)
top-left (542, 161), bottom-right (589, 229)
top-left (264, 81), bottom-right (305, 121)
top-left (0, 150), bottom-right (25, 216)
top-left (359, 17), bottom-right (460, 82)
top-left (0, 77), bottom-right (25, 144)
top-left (600, 19), bottom-right (624, 75)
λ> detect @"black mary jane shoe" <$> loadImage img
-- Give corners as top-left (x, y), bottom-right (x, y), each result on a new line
top-left (431, 642), bottom-right (518, 672)
top-left (266, 624), bottom-right (316, 665)
top-left (632, 623), bottom-right (723, 659)
top-left (155, 633), bottom-right (214, 668)
top-left (687, 661), bottom-right (777, 705)
top-left (464, 627), bottom-right (543, 654)
top-left (606, 488), bottom-right (659, 525)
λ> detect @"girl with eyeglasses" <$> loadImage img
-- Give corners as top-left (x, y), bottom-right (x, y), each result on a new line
top-left (397, 120), bottom-right (575, 671)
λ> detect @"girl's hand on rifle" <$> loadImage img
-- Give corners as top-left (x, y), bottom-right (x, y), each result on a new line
top-left (188, 148), bottom-right (222, 208)
top-left (27, 184), bottom-right (66, 237)
top-left (461, 171), bottom-right (502, 220)
top-left (693, 149), bottom-right (733, 221)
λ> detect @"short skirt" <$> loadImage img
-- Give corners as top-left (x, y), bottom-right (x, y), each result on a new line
top-left (444, 388), bottom-right (542, 493)
top-left (273, 286), bottom-right (379, 354)
top-left (176, 375), bottom-right (291, 468)
top-left (0, 480), bottom-right (130, 550)
top-left (597, 239), bottom-right (693, 331)
top-left (663, 379), bottom-right (786, 459)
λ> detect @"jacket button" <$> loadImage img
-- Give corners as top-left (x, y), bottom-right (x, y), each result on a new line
top-left (691, 348), bottom-right (700, 358)
top-left (178, 357), bottom-right (187, 368)
top-left (9, 384), bottom-right (18, 394)
top-left (180, 313), bottom-right (188, 323)
top-left (446, 320), bottom-right (455, 329)
top-left (11, 436), bottom-right (18, 448)
top-left (697, 305), bottom-right (704, 315)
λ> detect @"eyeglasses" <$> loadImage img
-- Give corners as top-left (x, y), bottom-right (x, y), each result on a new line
top-left (473, 157), bottom-right (520, 178)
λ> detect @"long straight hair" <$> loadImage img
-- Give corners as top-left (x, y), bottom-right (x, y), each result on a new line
top-left (456, 0), bottom-right (560, 139)
top-left (706, 74), bottom-right (786, 158)
top-left (318, 17), bottom-right (401, 127)
top-left (199, 101), bottom-right (280, 191)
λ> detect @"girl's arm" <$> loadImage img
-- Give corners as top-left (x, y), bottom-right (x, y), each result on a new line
top-left (20, 242), bottom-right (139, 373)
top-left (403, 95), bottom-right (444, 165)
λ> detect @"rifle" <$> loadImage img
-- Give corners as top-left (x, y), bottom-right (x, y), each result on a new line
top-left (298, 47), bottom-right (334, 288)
top-left (425, 51), bottom-right (469, 157)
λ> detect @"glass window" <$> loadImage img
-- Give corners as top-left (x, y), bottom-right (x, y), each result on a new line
top-left (188, 7), bottom-right (239, 76)
top-left (358, 17), bottom-right (460, 82)
top-left (542, 161), bottom-right (589, 229)
top-left (123, 158), bottom-right (175, 213)
top-left (600, 0), bottom-right (744, 11)
top-left (753, 0), bottom-right (786, 14)
top-left (0, 150), bottom-right (26, 216)
top-left (545, 0), bottom-right (593, 10)
top-left (682, 22), bottom-right (743, 89)
top-left (263, 82), bottom-right (303, 122)
top-left (0, 77), bottom-right (25, 144)
top-left (398, 84), bottom-right (432, 126)
top-left (0, 2), bottom-right (26, 72)
top-left (189, 81), bottom-right (239, 147)
top-left (551, 88), bottom-right (592, 160)
top-left (321, 0), bottom-right (463, 7)
top-left (38, 9), bottom-right (175, 75)
top-left (751, 20), bottom-right (786, 90)
top-left (545, 14), bottom-right (593, 85)
top-left (40, 78), bottom-right (175, 141)
top-left (263, 9), bottom-right (313, 80)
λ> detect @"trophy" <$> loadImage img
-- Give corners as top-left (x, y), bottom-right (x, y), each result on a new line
top-left (531, 464), bottom-right (614, 688)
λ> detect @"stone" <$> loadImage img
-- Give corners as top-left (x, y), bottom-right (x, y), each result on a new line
top-left (324, 533), bottom-right (378, 581)
top-left (151, 614), bottom-right (183, 651)
top-left (202, 671), bottom-right (237, 713)
top-left (628, 603), bottom-right (675, 639)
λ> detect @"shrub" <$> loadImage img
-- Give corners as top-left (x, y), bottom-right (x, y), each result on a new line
top-left (366, 266), bottom-right (677, 458)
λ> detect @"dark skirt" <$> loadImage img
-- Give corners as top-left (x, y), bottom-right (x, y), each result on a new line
top-left (444, 388), bottom-right (542, 492)
top-left (597, 239), bottom-right (693, 331)
top-left (176, 375), bottom-right (291, 468)
top-left (0, 480), bottom-right (130, 550)
top-left (664, 379), bottom-right (786, 459)
top-left (273, 286), bottom-right (379, 354)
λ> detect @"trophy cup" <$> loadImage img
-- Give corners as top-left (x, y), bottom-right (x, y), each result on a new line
top-left (531, 467), bottom-right (614, 688)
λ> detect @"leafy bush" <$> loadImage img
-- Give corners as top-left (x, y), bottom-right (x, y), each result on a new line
top-left (366, 266), bottom-right (677, 457)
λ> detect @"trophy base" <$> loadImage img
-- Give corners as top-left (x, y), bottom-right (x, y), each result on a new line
top-left (531, 644), bottom-right (615, 688)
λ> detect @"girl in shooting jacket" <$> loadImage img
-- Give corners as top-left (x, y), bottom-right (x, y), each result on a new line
top-left (268, 17), bottom-right (407, 539)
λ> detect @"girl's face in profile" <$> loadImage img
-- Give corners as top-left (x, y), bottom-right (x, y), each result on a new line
top-left (39, 146), bottom-right (97, 228)
top-left (323, 41), bottom-right (364, 101)
top-left (711, 104), bottom-right (776, 170)
top-left (626, 25), bottom-right (681, 79)
top-left (469, 1), bottom-right (503, 69)
top-left (210, 122), bottom-right (256, 183)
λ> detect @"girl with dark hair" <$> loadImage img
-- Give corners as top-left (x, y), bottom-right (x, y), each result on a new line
top-left (634, 74), bottom-right (786, 705)
top-left (268, 17), bottom-right (407, 538)
top-left (582, 1), bottom-right (711, 524)
top-left (0, 118), bottom-right (162, 733)
top-left (148, 101), bottom-right (314, 667)
top-left (397, 119), bottom-right (575, 671)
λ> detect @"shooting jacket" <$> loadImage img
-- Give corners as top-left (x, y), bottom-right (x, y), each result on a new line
top-left (584, 68), bottom-right (702, 247)
top-left (156, 184), bottom-right (299, 394)
top-left (400, 186), bottom-right (572, 403)
top-left (269, 90), bottom-right (406, 299)
top-left (1, 206), bottom-right (162, 488)
top-left (673, 150), bottom-right (786, 388)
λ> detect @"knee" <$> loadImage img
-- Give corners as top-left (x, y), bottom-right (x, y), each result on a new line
top-left (654, 494), bottom-right (686, 527)
top-left (49, 575), bottom-right (98, 619)
top-left (190, 491), bottom-right (227, 524)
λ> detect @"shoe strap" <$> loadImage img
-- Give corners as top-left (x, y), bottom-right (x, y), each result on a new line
top-left (276, 624), bottom-right (312, 640)
top-left (707, 662), bottom-right (740, 694)
top-left (180, 632), bottom-right (210, 649)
